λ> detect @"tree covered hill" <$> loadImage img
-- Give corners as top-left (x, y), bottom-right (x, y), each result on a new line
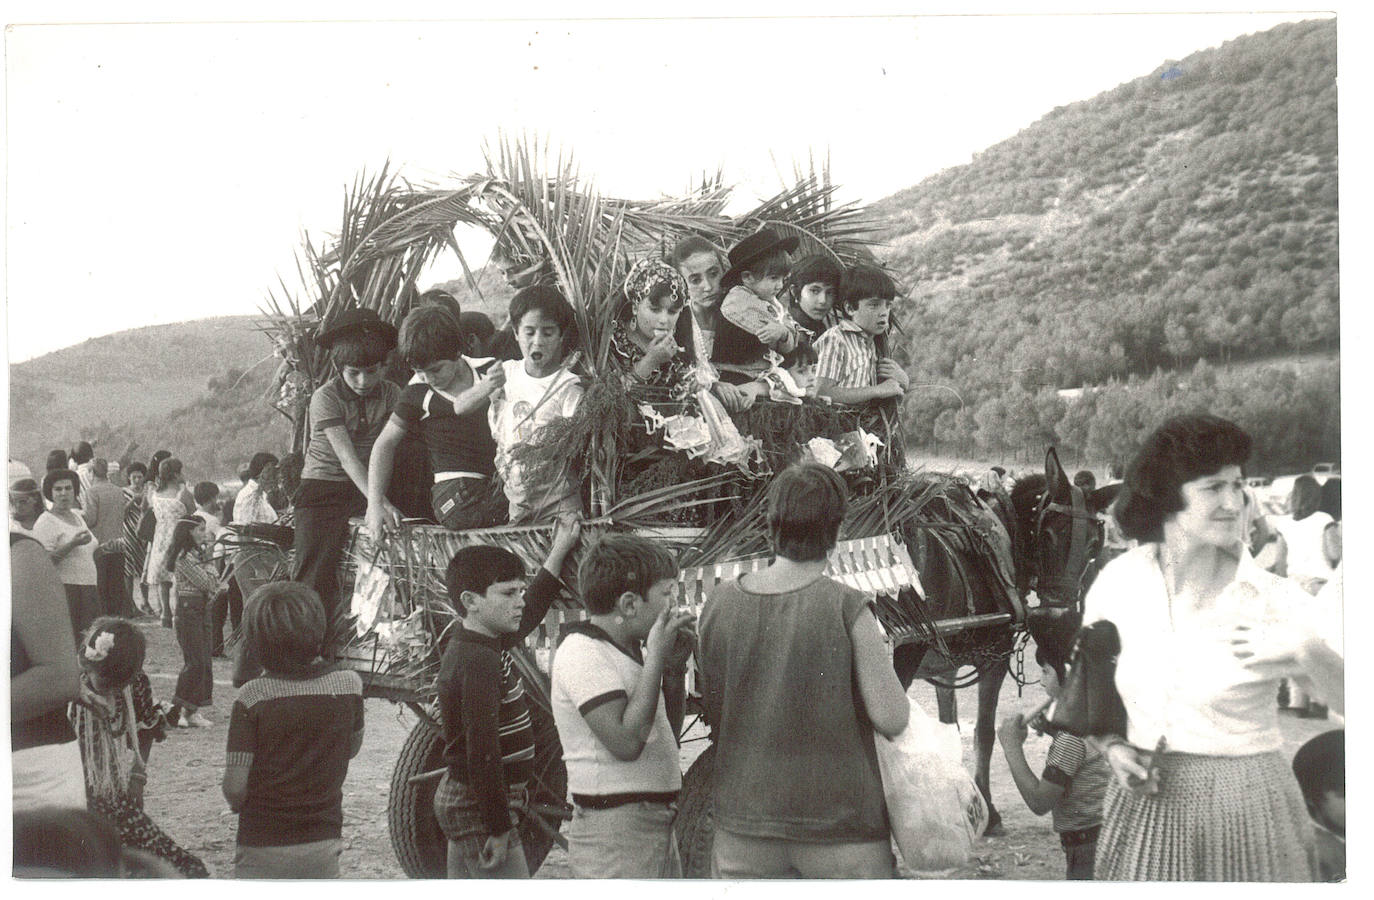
top-left (8, 316), bottom-right (291, 481)
top-left (873, 18), bottom-right (1338, 471)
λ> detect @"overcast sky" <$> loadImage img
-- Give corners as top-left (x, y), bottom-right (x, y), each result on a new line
top-left (1, 4), bottom-right (1347, 362)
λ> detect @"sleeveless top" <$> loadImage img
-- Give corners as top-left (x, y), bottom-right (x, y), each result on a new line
top-left (10, 533), bottom-right (77, 751)
top-left (698, 575), bottom-right (888, 842)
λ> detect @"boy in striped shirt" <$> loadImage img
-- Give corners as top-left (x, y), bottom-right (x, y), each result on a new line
top-left (433, 519), bottom-right (580, 878)
top-left (814, 264), bottom-right (909, 406)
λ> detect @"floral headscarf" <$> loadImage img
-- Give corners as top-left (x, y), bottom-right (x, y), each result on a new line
top-left (622, 258), bottom-right (689, 312)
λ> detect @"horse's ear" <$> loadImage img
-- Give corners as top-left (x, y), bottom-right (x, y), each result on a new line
top-left (1088, 483), bottom-right (1122, 516)
top-left (1044, 447), bottom-right (1070, 500)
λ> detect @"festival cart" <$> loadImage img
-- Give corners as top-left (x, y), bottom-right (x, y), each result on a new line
top-left (256, 143), bottom-right (1065, 876)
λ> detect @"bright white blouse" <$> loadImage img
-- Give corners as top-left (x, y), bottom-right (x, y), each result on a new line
top-left (1083, 543), bottom-right (1326, 757)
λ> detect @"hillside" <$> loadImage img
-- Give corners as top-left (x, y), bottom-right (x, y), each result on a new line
top-left (8, 317), bottom-right (292, 481)
top-left (874, 18), bottom-right (1338, 471)
top-left (8, 20), bottom-right (1341, 480)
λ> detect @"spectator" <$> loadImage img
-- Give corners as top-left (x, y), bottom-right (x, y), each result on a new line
top-left (1085, 414), bottom-right (1339, 881)
top-left (33, 469), bottom-right (100, 640)
top-left (121, 462), bottom-right (152, 616)
top-left (85, 459), bottom-right (132, 616)
top-left (10, 497), bottom-right (85, 813)
top-left (1273, 475), bottom-right (1334, 595)
top-left (998, 645), bottom-right (1111, 879)
top-left (459, 311), bottom-right (497, 359)
top-left (232, 452), bottom-right (280, 525)
top-left (144, 458), bottom-right (189, 628)
top-left (71, 440), bottom-right (96, 495)
top-left (698, 464), bottom-right (909, 878)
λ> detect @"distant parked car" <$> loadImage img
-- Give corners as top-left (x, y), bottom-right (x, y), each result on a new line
top-left (1313, 462), bottom-right (1339, 483)
top-left (1246, 476), bottom-right (1272, 489)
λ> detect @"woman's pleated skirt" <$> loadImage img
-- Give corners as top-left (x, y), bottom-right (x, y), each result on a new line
top-left (1095, 749), bottom-right (1315, 882)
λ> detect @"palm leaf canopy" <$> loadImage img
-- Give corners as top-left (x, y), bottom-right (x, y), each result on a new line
top-left (259, 135), bottom-right (900, 525)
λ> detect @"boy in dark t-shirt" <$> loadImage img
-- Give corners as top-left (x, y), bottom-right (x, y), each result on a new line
top-left (365, 306), bottom-right (508, 536)
top-left (433, 519), bottom-right (580, 878)
top-left (223, 582), bottom-right (365, 879)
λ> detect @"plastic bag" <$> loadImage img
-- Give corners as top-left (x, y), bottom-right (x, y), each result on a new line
top-left (875, 696), bottom-right (989, 872)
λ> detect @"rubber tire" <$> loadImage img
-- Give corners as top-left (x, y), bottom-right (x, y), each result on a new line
top-left (675, 744), bottom-right (716, 877)
top-left (388, 719), bottom-right (449, 878)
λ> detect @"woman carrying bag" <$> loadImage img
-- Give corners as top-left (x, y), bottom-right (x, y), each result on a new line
top-left (1082, 414), bottom-right (1342, 881)
top-left (698, 464), bottom-right (909, 879)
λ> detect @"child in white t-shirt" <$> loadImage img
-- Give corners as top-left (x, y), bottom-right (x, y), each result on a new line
top-left (550, 534), bottom-right (696, 878)
top-left (488, 285), bottom-right (584, 523)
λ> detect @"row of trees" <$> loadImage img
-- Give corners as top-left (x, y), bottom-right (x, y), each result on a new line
top-left (904, 358), bottom-right (1339, 475)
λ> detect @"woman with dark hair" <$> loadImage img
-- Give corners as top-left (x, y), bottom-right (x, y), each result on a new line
top-left (231, 451), bottom-right (280, 525)
top-left (121, 461), bottom-right (152, 615)
top-left (163, 516), bottom-right (220, 728)
top-left (1084, 414), bottom-right (1342, 881)
top-left (143, 458), bottom-right (188, 628)
top-left (698, 464), bottom-right (909, 878)
top-left (32, 469), bottom-right (100, 640)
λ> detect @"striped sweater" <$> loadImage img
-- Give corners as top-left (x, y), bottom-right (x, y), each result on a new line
top-left (435, 567), bottom-right (561, 836)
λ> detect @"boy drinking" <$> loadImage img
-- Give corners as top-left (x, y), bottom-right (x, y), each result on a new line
top-left (550, 534), bottom-right (696, 878)
top-left (712, 228), bottom-right (802, 384)
top-left (814, 264), bottom-right (910, 405)
top-left (433, 519), bottom-right (581, 879)
top-left (223, 582), bottom-right (365, 879)
top-left (997, 645), bottom-right (1111, 880)
top-left (488, 285), bottom-right (584, 524)
top-left (295, 309), bottom-right (401, 619)
top-left (366, 305), bottom-right (507, 537)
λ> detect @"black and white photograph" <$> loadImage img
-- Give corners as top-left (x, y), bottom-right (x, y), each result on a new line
top-left (5, 1), bottom-right (1357, 884)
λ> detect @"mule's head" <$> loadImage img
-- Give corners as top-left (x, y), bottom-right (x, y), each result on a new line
top-left (1019, 448), bottom-right (1119, 610)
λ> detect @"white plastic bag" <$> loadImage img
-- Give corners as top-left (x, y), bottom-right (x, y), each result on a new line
top-left (875, 696), bottom-right (989, 872)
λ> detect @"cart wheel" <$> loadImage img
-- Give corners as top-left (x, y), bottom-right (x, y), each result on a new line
top-left (675, 745), bottom-right (715, 877)
top-left (388, 720), bottom-right (448, 878)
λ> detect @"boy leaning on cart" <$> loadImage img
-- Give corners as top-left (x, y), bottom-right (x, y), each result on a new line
top-left (432, 518), bottom-right (581, 879)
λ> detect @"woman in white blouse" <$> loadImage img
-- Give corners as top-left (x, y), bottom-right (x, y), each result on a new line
top-left (1084, 414), bottom-right (1341, 882)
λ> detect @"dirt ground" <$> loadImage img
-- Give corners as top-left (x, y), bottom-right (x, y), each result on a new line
top-left (136, 619), bottom-right (1337, 881)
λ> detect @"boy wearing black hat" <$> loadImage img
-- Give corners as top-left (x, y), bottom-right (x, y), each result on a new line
top-left (712, 228), bottom-right (802, 384)
top-left (293, 309), bottom-right (402, 622)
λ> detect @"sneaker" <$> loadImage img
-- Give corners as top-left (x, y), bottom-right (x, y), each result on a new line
top-left (185, 711), bottom-right (214, 728)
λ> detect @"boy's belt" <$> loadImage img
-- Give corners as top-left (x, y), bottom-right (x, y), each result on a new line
top-left (1059, 824), bottom-right (1101, 847)
top-left (433, 471), bottom-right (486, 483)
top-left (571, 790), bottom-right (680, 810)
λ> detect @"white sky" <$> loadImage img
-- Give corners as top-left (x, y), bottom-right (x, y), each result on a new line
top-left (2, 3), bottom-right (1348, 362)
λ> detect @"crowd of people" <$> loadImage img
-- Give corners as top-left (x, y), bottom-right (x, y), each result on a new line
top-left (9, 227), bottom-right (1344, 882)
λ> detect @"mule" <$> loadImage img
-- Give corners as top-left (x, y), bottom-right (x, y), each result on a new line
top-left (892, 448), bottom-right (1119, 836)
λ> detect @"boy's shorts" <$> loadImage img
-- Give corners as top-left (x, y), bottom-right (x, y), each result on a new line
top-left (234, 839), bottom-right (342, 879)
top-left (431, 478), bottom-right (508, 531)
top-left (567, 800), bottom-right (682, 879)
top-left (433, 772), bottom-right (523, 842)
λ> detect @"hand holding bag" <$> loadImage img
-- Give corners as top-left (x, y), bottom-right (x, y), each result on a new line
top-left (1047, 619), bottom-right (1129, 738)
top-left (875, 696), bottom-right (989, 873)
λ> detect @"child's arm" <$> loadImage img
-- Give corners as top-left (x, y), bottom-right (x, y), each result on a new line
top-left (816, 376), bottom-right (904, 406)
top-left (448, 361), bottom-right (506, 417)
top-left (580, 607), bottom-right (696, 761)
top-left (510, 518), bottom-right (582, 644)
top-left (323, 425), bottom-right (374, 497)
top-left (364, 418), bottom-right (407, 539)
top-left (998, 714), bottom-right (1067, 815)
top-left (222, 700), bottom-right (254, 813)
top-left (720, 290), bottom-right (797, 351)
